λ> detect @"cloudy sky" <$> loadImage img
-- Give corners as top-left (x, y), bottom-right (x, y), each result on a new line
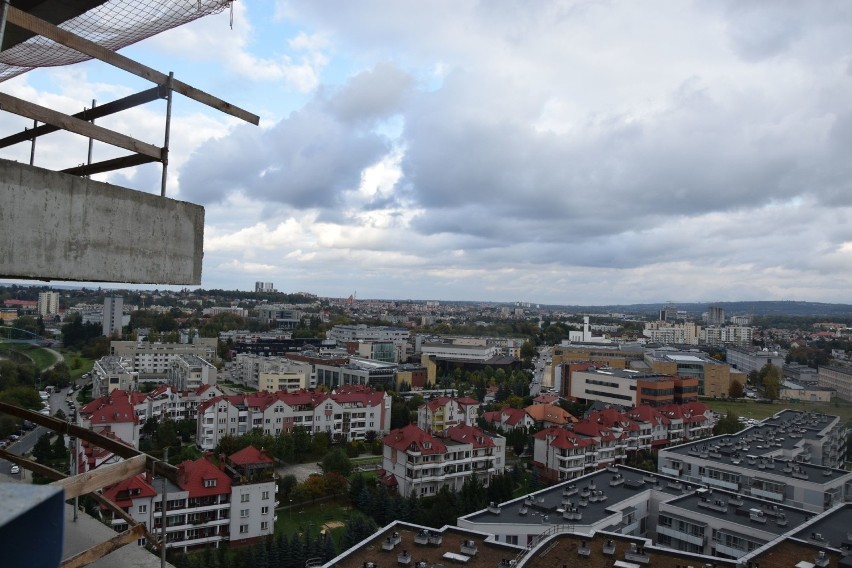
top-left (3, 0), bottom-right (852, 305)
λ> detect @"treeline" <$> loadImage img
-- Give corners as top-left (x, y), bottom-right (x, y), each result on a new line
top-left (348, 470), bottom-right (517, 530)
top-left (171, 527), bottom-right (339, 568)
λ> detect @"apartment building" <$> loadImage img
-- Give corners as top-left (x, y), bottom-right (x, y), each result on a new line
top-left (102, 296), bottom-right (124, 336)
top-left (196, 386), bottom-right (392, 450)
top-left (37, 291), bottom-right (59, 317)
top-left (111, 338), bottom-right (218, 379)
top-left (726, 346), bottom-right (785, 375)
top-left (643, 321), bottom-right (701, 345)
top-left (701, 325), bottom-right (753, 347)
top-left (91, 355), bottom-right (138, 397)
top-left (817, 366), bottom-right (852, 401)
top-left (101, 448), bottom-right (276, 551)
top-left (658, 410), bottom-right (850, 512)
top-left (531, 402), bottom-right (714, 483)
top-left (229, 353), bottom-right (311, 390)
top-left (167, 354), bottom-right (217, 391)
top-left (380, 423), bottom-right (506, 497)
top-left (416, 396), bottom-right (480, 433)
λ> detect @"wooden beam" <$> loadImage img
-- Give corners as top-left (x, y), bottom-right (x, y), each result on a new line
top-left (5, 5), bottom-right (260, 126)
top-left (0, 403), bottom-right (179, 482)
top-left (51, 454), bottom-right (148, 500)
top-left (0, 92), bottom-right (163, 159)
top-left (60, 524), bottom-right (146, 568)
top-left (0, 449), bottom-right (162, 551)
top-left (0, 86), bottom-right (166, 149)
top-left (61, 154), bottom-right (160, 177)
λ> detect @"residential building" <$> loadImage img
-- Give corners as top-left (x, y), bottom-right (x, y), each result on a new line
top-left (417, 396), bottom-right (480, 433)
top-left (38, 291), bottom-right (59, 317)
top-left (78, 390), bottom-right (146, 449)
top-left (111, 338), bottom-right (218, 380)
top-left (701, 325), bottom-right (754, 347)
top-left (254, 281), bottom-right (275, 293)
top-left (91, 356), bottom-right (138, 397)
top-left (707, 305), bottom-right (726, 326)
top-left (100, 447), bottom-right (276, 551)
top-left (229, 353), bottom-right (311, 390)
top-left (658, 410), bottom-right (850, 512)
top-left (202, 306), bottom-right (248, 317)
top-left (196, 386), bottom-right (392, 450)
top-left (818, 366), bottom-right (852, 401)
top-left (380, 423), bottom-right (505, 497)
top-left (168, 354), bottom-right (217, 391)
top-left (255, 304), bottom-right (302, 329)
top-left (642, 321), bottom-right (701, 345)
top-left (726, 346), bottom-right (786, 375)
top-left (102, 296), bottom-right (124, 336)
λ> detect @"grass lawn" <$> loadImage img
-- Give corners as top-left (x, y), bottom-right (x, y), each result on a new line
top-left (58, 349), bottom-right (95, 380)
top-left (351, 455), bottom-right (382, 467)
top-left (705, 398), bottom-right (852, 426)
top-left (0, 342), bottom-right (60, 370)
top-left (275, 497), bottom-right (353, 550)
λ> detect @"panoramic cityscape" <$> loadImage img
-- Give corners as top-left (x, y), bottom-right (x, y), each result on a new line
top-left (2, 2), bottom-right (852, 568)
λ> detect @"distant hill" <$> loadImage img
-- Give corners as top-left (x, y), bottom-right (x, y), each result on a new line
top-left (541, 301), bottom-right (852, 318)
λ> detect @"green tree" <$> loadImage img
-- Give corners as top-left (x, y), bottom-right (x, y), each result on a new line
top-left (728, 379), bottom-right (744, 399)
top-left (321, 448), bottom-right (353, 477)
top-left (760, 363), bottom-right (781, 401)
top-left (713, 411), bottom-right (742, 435)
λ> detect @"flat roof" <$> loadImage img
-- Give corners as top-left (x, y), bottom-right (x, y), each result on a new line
top-left (791, 503), bottom-right (852, 551)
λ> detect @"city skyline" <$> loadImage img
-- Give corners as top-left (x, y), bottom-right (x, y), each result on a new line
top-left (2, 2), bottom-right (852, 305)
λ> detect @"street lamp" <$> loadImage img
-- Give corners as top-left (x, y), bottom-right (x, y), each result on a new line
top-left (289, 499), bottom-right (293, 522)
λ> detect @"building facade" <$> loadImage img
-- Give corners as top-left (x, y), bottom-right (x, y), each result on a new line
top-left (37, 291), bottom-right (59, 317)
top-left (102, 296), bottom-right (124, 336)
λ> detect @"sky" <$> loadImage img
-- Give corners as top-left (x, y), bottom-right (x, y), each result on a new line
top-left (3, 0), bottom-right (852, 305)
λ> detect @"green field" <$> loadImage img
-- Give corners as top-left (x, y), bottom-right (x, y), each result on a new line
top-left (0, 342), bottom-right (61, 370)
top-left (705, 398), bottom-right (852, 426)
top-left (275, 497), bottom-right (352, 549)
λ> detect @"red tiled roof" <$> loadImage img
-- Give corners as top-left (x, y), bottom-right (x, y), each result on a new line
top-left (102, 474), bottom-right (157, 507)
top-left (441, 424), bottom-right (495, 448)
top-left (533, 427), bottom-right (592, 449)
top-left (176, 457), bottom-right (231, 497)
top-left (525, 403), bottom-right (577, 425)
top-left (383, 424), bottom-right (446, 454)
top-left (80, 391), bottom-right (142, 425)
top-left (229, 445), bottom-right (274, 466)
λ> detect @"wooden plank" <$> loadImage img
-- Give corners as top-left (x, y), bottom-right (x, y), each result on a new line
top-left (0, 403), bottom-right (179, 482)
top-left (0, 448), bottom-right (162, 550)
top-left (0, 92), bottom-right (163, 159)
top-left (5, 6), bottom-right (260, 126)
top-left (60, 524), bottom-right (146, 568)
top-left (61, 153), bottom-right (160, 176)
top-left (50, 454), bottom-right (148, 499)
top-left (0, 86), bottom-right (165, 149)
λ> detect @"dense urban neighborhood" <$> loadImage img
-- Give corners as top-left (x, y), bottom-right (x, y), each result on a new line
top-left (3, 285), bottom-right (852, 568)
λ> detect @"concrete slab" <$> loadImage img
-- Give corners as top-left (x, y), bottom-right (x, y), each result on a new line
top-left (0, 159), bottom-right (203, 284)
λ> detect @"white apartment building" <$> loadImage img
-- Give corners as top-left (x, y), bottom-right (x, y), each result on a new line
top-left (818, 366), bottom-right (852, 401)
top-left (416, 396), bottom-right (480, 433)
top-left (642, 321), bottom-right (701, 345)
top-left (102, 296), bottom-right (124, 336)
top-left (102, 448), bottom-right (276, 551)
top-left (196, 386), bottom-right (392, 450)
top-left (230, 353), bottom-right (311, 390)
top-left (167, 353), bottom-right (218, 390)
top-left (38, 291), bottom-right (59, 317)
top-left (701, 325), bottom-right (754, 347)
top-left (381, 424), bottom-right (506, 497)
top-left (92, 355), bottom-right (138, 397)
top-left (111, 338), bottom-right (218, 378)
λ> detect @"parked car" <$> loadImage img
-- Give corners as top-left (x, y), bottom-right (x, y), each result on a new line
top-left (10, 464), bottom-right (20, 475)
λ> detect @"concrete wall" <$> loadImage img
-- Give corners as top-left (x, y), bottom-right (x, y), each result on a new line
top-left (0, 159), bottom-right (203, 284)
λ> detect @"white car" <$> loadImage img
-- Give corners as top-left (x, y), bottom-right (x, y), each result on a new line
top-left (10, 464), bottom-right (20, 475)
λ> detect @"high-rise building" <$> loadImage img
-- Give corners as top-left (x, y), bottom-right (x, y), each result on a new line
top-left (707, 305), bottom-right (725, 325)
top-left (37, 291), bottom-right (59, 317)
top-left (102, 296), bottom-right (124, 337)
top-left (254, 281), bottom-right (275, 293)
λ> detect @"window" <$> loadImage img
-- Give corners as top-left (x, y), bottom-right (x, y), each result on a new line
top-left (261, 506), bottom-right (269, 515)
top-left (240, 524), bottom-right (249, 534)
top-left (240, 509), bottom-right (249, 518)
top-left (261, 521), bottom-right (269, 531)
top-left (262, 491), bottom-right (270, 500)
top-left (138, 504), bottom-right (147, 513)
top-left (204, 479), bottom-right (216, 488)
top-left (241, 494), bottom-right (250, 503)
